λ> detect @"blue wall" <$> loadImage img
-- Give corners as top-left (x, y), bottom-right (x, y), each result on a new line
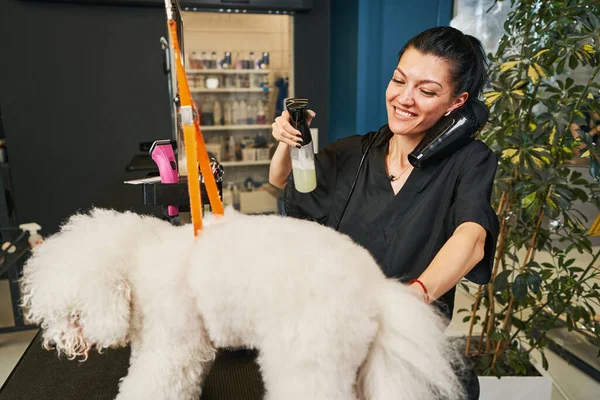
top-left (329, 0), bottom-right (359, 148)
top-left (330, 0), bottom-right (454, 144)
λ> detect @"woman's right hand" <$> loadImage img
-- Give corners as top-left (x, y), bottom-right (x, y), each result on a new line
top-left (271, 110), bottom-right (316, 148)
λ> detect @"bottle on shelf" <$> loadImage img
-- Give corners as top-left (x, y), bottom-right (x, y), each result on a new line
top-left (259, 52), bottom-right (270, 69)
top-left (228, 136), bottom-right (236, 161)
top-left (232, 99), bottom-right (240, 125)
top-left (224, 73), bottom-right (235, 88)
top-left (224, 101), bottom-right (233, 126)
top-left (220, 51), bottom-right (232, 69)
top-left (234, 51), bottom-right (243, 70)
top-left (203, 97), bottom-right (214, 126)
top-left (213, 99), bottom-right (223, 126)
top-left (194, 98), bottom-right (204, 125)
top-left (246, 102), bottom-right (255, 125)
top-left (189, 52), bottom-right (200, 69)
top-left (222, 183), bottom-right (234, 207)
top-left (210, 51), bottom-right (218, 69)
top-left (200, 51), bottom-right (208, 69)
top-left (197, 74), bottom-right (206, 89)
top-left (248, 51), bottom-right (255, 70)
top-left (250, 71), bottom-right (258, 88)
top-left (232, 183), bottom-right (240, 210)
top-left (239, 99), bottom-right (248, 125)
top-left (256, 100), bottom-right (266, 125)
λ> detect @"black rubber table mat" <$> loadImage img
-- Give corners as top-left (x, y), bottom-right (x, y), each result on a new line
top-left (0, 333), bottom-right (265, 400)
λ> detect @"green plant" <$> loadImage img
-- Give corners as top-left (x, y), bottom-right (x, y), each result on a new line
top-left (460, 0), bottom-right (600, 377)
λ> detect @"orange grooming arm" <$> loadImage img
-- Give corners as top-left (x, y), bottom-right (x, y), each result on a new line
top-left (167, 17), bottom-right (224, 236)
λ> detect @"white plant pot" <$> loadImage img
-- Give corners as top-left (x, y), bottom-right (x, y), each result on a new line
top-left (445, 334), bottom-right (553, 400)
top-left (478, 375), bottom-right (553, 400)
top-left (478, 353), bottom-right (553, 400)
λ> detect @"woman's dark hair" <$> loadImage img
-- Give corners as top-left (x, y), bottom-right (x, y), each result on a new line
top-left (398, 26), bottom-right (489, 99)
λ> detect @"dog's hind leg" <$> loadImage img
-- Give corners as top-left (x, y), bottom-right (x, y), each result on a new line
top-left (257, 324), bottom-right (371, 400)
top-left (258, 352), bottom-right (359, 400)
top-left (115, 306), bottom-right (216, 400)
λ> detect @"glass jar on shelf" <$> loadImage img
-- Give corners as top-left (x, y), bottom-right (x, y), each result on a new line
top-left (189, 51), bottom-right (202, 69)
top-left (202, 96), bottom-right (215, 126)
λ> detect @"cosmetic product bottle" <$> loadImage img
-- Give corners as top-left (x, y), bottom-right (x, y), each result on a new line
top-left (257, 100), bottom-right (266, 124)
top-left (260, 52), bottom-right (269, 69)
top-left (232, 100), bottom-right (240, 125)
top-left (224, 101), bottom-right (233, 126)
top-left (213, 99), bottom-right (223, 126)
top-left (239, 99), bottom-right (248, 125)
top-left (246, 102), bottom-right (254, 125)
top-left (228, 136), bottom-right (236, 162)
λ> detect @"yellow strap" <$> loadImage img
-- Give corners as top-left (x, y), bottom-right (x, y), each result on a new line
top-left (168, 19), bottom-right (224, 236)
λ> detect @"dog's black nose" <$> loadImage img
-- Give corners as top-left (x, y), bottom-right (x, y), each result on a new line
top-left (49, 340), bottom-right (56, 347)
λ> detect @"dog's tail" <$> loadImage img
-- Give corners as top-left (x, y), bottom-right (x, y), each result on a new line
top-left (357, 280), bottom-right (465, 400)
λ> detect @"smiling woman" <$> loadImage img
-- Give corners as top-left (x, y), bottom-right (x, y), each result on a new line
top-left (270, 26), bottom-right (498, 400)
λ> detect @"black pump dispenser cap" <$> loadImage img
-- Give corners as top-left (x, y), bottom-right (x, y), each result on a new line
top-left (285, 98), bottom-right (312, 144)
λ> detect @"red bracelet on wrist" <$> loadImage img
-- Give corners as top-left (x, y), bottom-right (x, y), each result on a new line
top-left (409, 279), bottom-right (430, 303)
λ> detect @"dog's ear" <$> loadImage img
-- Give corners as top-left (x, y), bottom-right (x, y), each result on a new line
top-left (79, 277), bottom-right (131, 348)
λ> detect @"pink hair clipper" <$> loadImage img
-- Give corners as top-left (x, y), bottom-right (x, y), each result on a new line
top-left (150, 140), bottom-right (179, 217)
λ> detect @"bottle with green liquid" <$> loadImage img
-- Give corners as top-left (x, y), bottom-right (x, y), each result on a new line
top-left (286, 98), bottom-right (317, 193)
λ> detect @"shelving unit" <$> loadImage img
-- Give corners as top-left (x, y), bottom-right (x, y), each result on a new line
top-left (180, 9), bottom-right (294, 214)
top-left (186, 69), bottom-right (271, 74)
top-left (221, 160), bottom-right (271, 167)
top-left (191, 88), bottom-right (269, 93)
top-left (200, 124), bottom-right (271, 131)
top-left (188, 66), bottom-right (275, 189)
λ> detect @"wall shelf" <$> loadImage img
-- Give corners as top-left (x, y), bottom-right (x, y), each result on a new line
top-left (221, 160), bottom-right (271, 167)
top-left (201, 124), bottom-right (271, 131)
top-left (186, 69), bottom-right (271, 74)
top-left (191, 88), bottom-right (269, 93)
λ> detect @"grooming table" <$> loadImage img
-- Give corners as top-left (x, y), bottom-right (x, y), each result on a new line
top-left (0, 332), bottom-right (264, 400)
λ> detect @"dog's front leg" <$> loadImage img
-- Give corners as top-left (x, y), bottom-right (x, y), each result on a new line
top-left (115, 312), bottom-right (215, 400)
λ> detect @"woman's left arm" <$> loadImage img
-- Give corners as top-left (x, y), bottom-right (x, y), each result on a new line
top-left (411, 222), bottom-right (487, 302)
top-left (410, 142), bottom-right (500, 303)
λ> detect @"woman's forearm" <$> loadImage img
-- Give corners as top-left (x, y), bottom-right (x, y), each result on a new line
top-left (269, 141), bottom-right (293, 189)
top-left (411, 222), bottom-right (487, 302)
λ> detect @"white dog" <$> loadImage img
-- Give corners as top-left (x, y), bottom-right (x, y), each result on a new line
top-left (21, 208), bottom-right (465, 400)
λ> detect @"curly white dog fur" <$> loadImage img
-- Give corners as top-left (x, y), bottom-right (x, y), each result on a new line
top-left (21, 208), bottom-right (465, 400)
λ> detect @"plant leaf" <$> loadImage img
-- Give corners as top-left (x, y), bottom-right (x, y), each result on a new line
top-left (541, 352), bottom-right (549, 370)
top-left (483, 91), bottom-right (502, 107)
top-left (557, 58), bottom-right (566, 74)
top-left (549, 126), bottom-right (556, 145)
top-left (569, 54), bottom-right (578, 69)
top-left (533, 63), bottom-right (549, 79)
top-left (512, 79), bottom-right (528, 90)
top-left (501, 60), bottom-right (521, 72)
top-left (526, 272), bottom-right (542, 293)
top-left (528, 65), bottom-right (540, 84)
top-left (581, 44), bottom-right (596, 55)
top-left (513, 274), bottom-right (528, 300)
top-left (522, 192), bottom-right (537, 209)
top-left (494, 270), bottom-right (513, 292)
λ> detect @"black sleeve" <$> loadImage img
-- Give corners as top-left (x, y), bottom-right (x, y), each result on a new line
top-left (445, 142), bottom-right (500, 284)
top-left (283, 144), bottom-right (338, 225)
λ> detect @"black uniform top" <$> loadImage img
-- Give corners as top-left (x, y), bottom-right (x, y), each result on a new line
top-left (284, 125), bottom-right (500, 321)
